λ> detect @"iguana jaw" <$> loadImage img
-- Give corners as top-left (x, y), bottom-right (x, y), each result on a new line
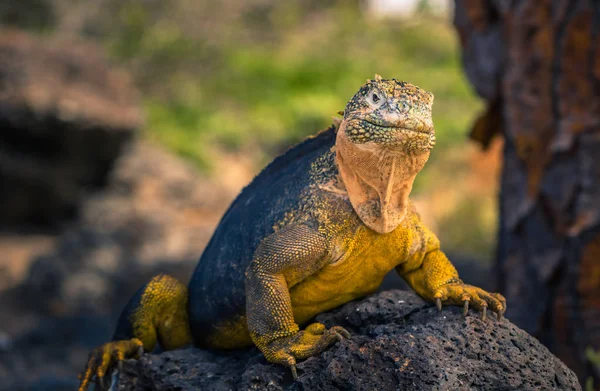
top-left (335, 76), bottom-right (434, 233)
top-left (335, 120), bottom-right (430, 234)
top-left (361, 120), bottom-right (431, 134)
top-left (345, 119), bottom-right (436, 152)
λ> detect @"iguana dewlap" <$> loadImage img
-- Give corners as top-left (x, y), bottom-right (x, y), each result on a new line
top-left (78, 76), bottom-right (505, 390)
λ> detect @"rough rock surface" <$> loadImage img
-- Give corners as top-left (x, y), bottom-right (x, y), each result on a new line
top-left (0, 141), bottom-right (250, 390)
top-left (2, 141), bottom-right (243, 318)
top-left (0, 28), bottom-right (142, 227)
top-left (118, 290), bottom-right (580, 391)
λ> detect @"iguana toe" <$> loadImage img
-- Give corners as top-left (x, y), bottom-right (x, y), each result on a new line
top-left (78, 338), bottom-right (144, 391)
top-left (305, 322), bottom-right (326, 335)
top-left (433, 283), bottom-right (506, 321)
top-left (258, 323), bottom-right (349, 380)
top-left (337, 327), bottom-right (351, 339)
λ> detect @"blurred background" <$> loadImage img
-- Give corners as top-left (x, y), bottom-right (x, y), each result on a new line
top-left (0, 0), bottom-right (598, 390)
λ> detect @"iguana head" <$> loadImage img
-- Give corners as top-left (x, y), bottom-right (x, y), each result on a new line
top-left (341, 74), bottom-right (435, 150)
top-left (335, 75), bottom-right (435, 234)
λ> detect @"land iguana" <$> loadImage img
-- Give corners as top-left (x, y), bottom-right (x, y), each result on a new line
top-left (78, 75), bottom-right (506, 390)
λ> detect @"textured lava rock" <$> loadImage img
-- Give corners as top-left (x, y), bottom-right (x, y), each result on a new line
top-left (117, 290), bottom-right (580, 391)
top-left (0, 315), bottom-right (114, 391)
top-left (0, 28), bottom-right (142, 227)
top-left (0, 141), bottom-right (251, 391)
top-left (4, 141), bottom-right (242, 318)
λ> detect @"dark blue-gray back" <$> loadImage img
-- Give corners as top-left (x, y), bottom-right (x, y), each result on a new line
top-left (188, 127), bottom-right (336, 340)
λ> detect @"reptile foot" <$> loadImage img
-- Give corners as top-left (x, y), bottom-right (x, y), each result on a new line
top-left (433, 282), bottom-right (506, 321)
top-left (257, 323), bottom-right (350, 380)
top-left (78, 338), bottom-right (144, 391)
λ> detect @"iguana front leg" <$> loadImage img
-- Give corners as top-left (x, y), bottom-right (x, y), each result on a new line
top-left (397, 226), bottom-right (506, 320)
top-left (245, 224), bottom-right (350, 378)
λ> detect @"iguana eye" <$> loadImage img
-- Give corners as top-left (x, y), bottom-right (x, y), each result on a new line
top-left (367, 90), bottom-right (384, 107)
top-left (400, 101), bottom-right (410, 113)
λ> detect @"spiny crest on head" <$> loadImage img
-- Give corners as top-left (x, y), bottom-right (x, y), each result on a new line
top-left (341, 75), bottom-right (435, 123)
top-left (366, 75), bottom-right (435, 106)
top-left (367, 74), bottom-right (386, 84)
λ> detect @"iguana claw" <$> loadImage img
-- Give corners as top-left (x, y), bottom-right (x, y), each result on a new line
top-left (257, 323), bottom-right (349, 382)
top-left (338, 328), bottom-right (351, 339)
top-left (78, 338), bottom-right (144, 391)
top-left (432, 283), bottom-right (505, 321)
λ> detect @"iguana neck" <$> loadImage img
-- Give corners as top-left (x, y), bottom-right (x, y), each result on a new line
top-left (334, 121), bottom-right (430, 234)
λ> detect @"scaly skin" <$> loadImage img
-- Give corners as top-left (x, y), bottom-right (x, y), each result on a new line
top-left (79, 76), bottom-right (506, 390)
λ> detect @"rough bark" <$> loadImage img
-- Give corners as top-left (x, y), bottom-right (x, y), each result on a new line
top-left (454, 0), bottom-right (600, 383)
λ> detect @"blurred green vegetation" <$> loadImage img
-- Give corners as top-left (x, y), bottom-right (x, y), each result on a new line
top-left (1, 1), bottom-right (481, 169)
top-left (2, 0), bottom-right (494, 259)
top-left (95, 1), bottom-right (481, 170)
top-left (108, 0), bottom-right (491, 259)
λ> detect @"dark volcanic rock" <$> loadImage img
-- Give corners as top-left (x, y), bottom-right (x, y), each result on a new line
top-left (0, 29), bottom-right (142, 227)
top-left (0, 142), bottom-right (247, 390)
top-left (5, 142), bottom-right (238, 318)
top-left (117, 290), bottom-right (581, 391)
top-left (0, 315), bottom-right (115, 391)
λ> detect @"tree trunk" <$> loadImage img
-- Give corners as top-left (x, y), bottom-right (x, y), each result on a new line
top-left (454, 0), bottom-right (600, 383)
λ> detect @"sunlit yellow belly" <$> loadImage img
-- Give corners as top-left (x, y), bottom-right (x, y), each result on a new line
top-left (289, 260), bottom-right (383, 325)
top-left (290, 227), bottom-right (407, 325)
top-left (204, 223), bottom-right (416, 350)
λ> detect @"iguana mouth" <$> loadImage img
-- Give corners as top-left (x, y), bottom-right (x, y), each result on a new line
top-left (361, 120), bottom-right (433, 135)
top-left (344, 118), bottom-right (435, 149)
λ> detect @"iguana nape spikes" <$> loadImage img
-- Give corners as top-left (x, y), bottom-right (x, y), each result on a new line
top-left (79, 76), bottom-right (505, 390)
